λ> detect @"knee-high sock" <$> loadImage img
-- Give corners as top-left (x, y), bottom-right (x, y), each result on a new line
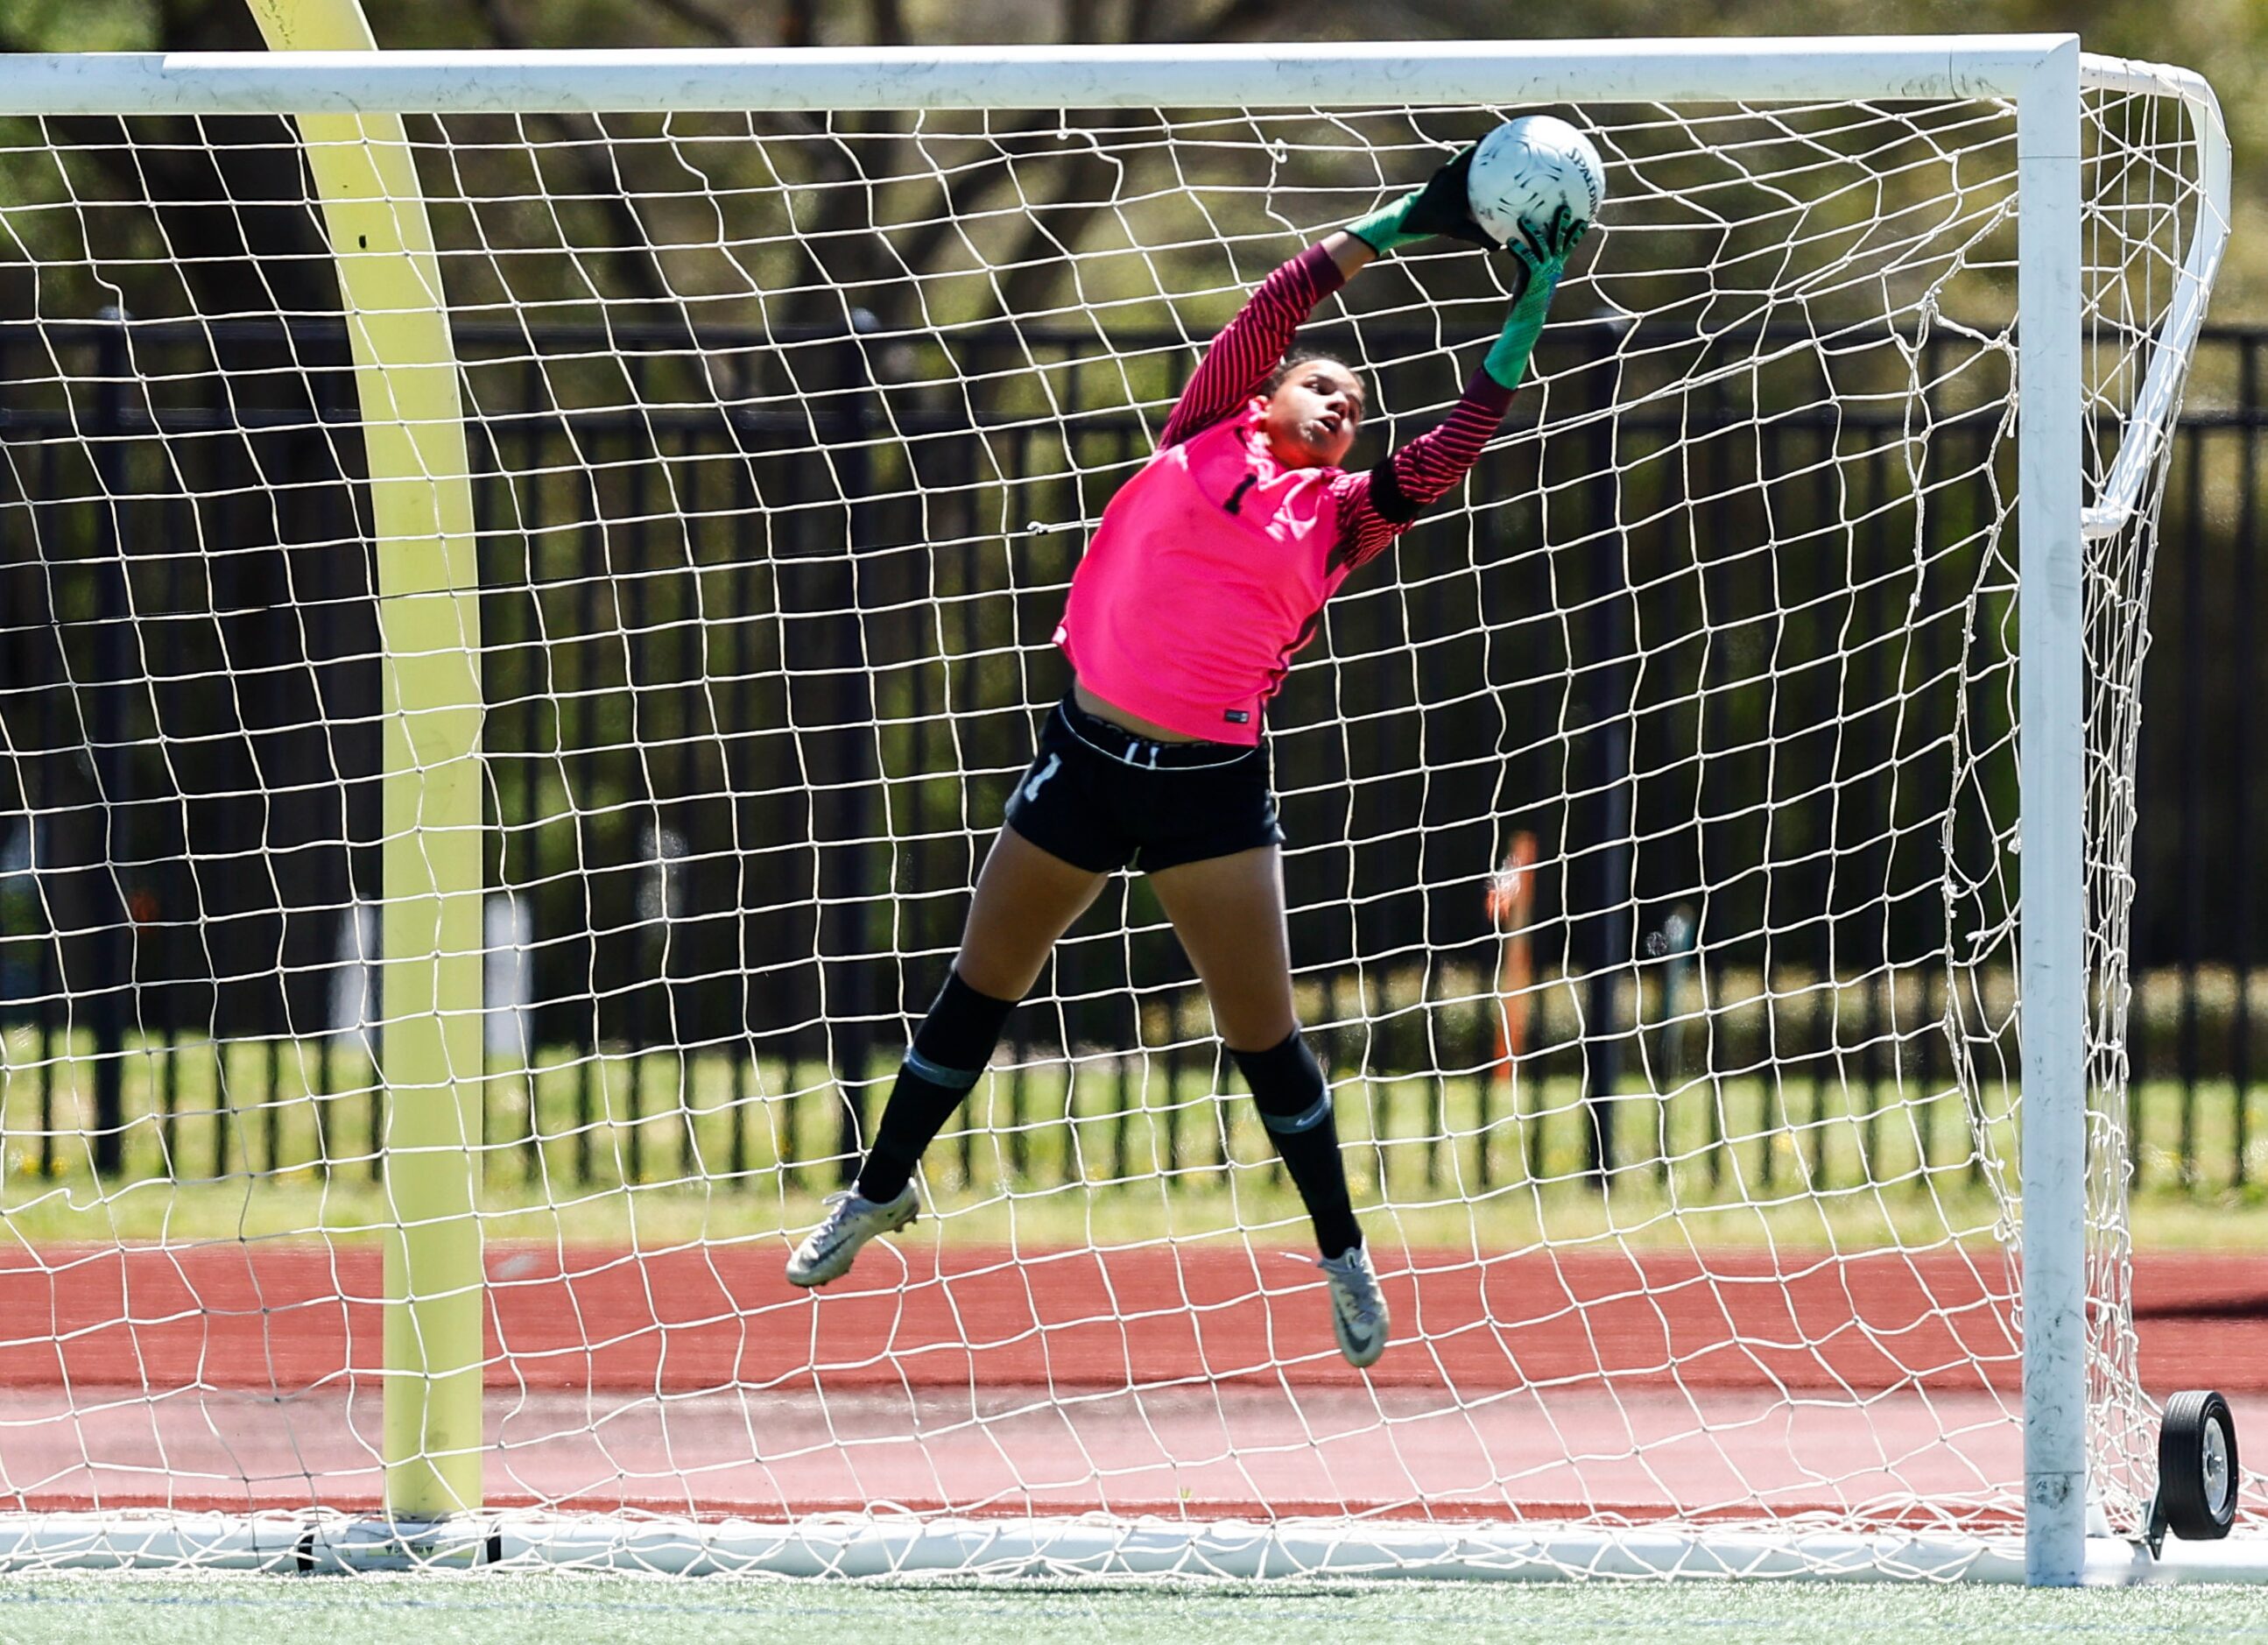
top-left (1231, 1029), bottom-right (1362, 1259)
top-left (854, 971), bottom-right (1018, 1202)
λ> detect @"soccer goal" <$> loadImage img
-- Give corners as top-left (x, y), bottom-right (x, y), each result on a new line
top-left (0, 32), bottom-right (2246, 1584)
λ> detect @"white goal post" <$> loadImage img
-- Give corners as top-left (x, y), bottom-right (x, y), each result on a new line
top-left (0, 35), bottom-right (2244, 1585)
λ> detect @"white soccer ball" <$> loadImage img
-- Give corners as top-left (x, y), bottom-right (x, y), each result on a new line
top-left (1466, 116), bottom-right (1608, 251)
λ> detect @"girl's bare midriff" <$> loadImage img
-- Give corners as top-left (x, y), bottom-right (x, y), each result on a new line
top-left (1072, 678), bottom-right (1208, 744)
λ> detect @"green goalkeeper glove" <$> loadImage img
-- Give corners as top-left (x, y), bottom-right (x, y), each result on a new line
top-left (1345, 144), bottom-right (1497, 254)
top-left (1483, 205), bottom-right (1588, 391)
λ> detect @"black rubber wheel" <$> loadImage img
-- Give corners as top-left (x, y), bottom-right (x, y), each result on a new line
top-left (2159, 1389), bottom-right (2240, 1542)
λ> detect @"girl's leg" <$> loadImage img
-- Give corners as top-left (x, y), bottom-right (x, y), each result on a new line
top-left (1149, 845), bottom-right (1361, 1258)
top-left (853, 826), bottom-right (1106, 1201)
top-left (953, 824), bottom-right (1110, 1001)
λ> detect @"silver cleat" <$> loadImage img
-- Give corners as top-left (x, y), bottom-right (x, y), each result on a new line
top-left (1317, 1242), bottom-right (1390, 1368)
top-left (785, 1183), bottom-right (919, 1287)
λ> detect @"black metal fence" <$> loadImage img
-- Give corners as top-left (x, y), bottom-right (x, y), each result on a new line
top-left (0, 314), bottom-right (2260, 1198)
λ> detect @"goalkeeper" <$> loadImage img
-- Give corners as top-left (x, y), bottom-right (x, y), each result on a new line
top-left (788, 149), bottom-right (1585, 1369)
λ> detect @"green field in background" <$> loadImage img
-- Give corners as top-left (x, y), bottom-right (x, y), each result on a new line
top-left (0, 1574), bottom-right (2264, 1645)
top-left (2, 1031), bottom-right (2262, 1250)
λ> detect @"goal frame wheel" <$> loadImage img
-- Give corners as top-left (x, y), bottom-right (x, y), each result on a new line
top-left (2147, 1389), bottom-right (2241, 1553)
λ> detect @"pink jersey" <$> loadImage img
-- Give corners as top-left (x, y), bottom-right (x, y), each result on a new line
top-left (1054, 243), bottom-right (1514, 745)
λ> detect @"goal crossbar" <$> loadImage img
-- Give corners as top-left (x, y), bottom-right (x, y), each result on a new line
top-left (0, 38), bottom-right (2131, 116)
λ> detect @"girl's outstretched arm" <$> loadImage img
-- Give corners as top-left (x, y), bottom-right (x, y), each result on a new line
top-left (1157, 236), bottom-right (1370, 448)
top-left (1159, 145), bottom-right (1492, 449)
top-left (1328, 205), bottom-right (1589, 573)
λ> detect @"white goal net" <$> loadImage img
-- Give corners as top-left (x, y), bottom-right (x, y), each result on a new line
top-left (0, 40), bottom-right (2240, 1579)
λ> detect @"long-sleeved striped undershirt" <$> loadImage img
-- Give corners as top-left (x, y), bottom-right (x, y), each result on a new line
top-left (1054, 243), bottom-right (1515, 745)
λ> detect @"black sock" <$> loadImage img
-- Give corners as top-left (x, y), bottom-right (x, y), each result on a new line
top-left (854, 971), bottom-right (1018, 1202)
top-left (1231, 1029), bottom-right (1362, 1259)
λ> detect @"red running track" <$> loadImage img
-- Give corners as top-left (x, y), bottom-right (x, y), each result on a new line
top-left (5, 1242), bottom-right (2264, 1394)
top-left (1, 1243), bottom-right (2259, 1521)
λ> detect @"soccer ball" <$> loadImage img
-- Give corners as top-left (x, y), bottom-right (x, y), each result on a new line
top-left (1466, 116), bottom-right (1608, 251)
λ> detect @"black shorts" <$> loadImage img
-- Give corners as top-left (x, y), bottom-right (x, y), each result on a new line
top-left (1002, 694), bottom-right (1285, 874)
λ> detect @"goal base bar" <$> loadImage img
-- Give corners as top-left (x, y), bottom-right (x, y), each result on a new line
top-left (3, 1515), bottom-right (2264, 1584)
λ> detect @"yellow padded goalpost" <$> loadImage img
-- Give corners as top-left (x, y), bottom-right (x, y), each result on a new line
top-left (243, 0), bottom-right (485, 1522)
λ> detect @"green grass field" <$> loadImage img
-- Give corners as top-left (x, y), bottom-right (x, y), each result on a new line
top-left (0, 1575), bottom-right (2265, 1645)
top-left (3, 1030), bottom-right (2264, 1252)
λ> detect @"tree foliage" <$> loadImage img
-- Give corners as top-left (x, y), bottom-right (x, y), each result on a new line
top-left (5, 1), bottom-right (2258, 317)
